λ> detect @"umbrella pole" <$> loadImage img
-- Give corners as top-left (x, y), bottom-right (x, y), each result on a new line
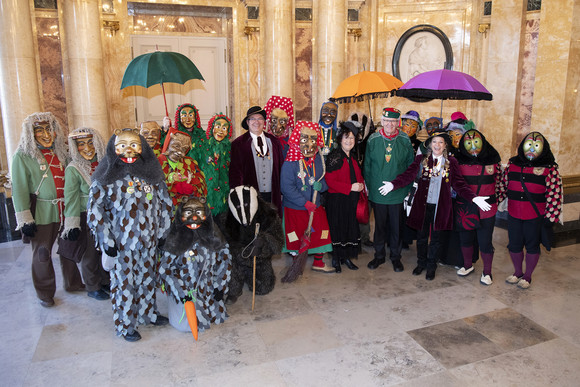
top-left (440, 100), bottom-right (443, 119)
top-left (161, 82), bottom-right (169, 118)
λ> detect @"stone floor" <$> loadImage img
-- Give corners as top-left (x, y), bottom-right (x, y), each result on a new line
top-left (1, 227), bottom-right (580, 386)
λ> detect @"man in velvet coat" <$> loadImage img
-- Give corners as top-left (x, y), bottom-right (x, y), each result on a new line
top-left (229, 106), bottom-right (283, 216)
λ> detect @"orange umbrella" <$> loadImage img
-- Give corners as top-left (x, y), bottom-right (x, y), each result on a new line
top-left (330, 71), bottom-right (403, 104)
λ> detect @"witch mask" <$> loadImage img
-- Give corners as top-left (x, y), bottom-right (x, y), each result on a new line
top-left (114, 128), bottom-right (142, 163)
top-left (180, 106), bottom-right (197, 129)
top-left (299, 127), bottom-right (318, 158)
top-left (269, 108), bottom-right (289, 138)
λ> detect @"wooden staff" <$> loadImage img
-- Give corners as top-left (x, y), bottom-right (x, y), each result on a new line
top-left (252, 223), bottom-right (260, 312)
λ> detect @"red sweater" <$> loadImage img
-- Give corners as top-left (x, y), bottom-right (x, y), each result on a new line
top-left (325, 155), bottom-right (364, 195)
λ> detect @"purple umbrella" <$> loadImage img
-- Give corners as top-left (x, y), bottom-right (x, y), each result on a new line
top-left (396, 69), bottom-right (492, 101)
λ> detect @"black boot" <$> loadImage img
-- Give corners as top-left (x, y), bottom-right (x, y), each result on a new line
top-left (344, 258), bottom-right (359, 270)
top-left (332, 256), bottom-right (342, 273)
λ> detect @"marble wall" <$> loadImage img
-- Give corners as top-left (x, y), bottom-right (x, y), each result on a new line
top-left (36, 16), bottom-right (68, 132)
top-left (295, 25), bottom-right (313, 121)
top-left (4, 0), bottom-right (580, 177)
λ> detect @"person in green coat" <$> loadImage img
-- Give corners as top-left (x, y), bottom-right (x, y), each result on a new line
top-left (60, 127), bottom-right (110, 301)
top-left (363, 107), bottom-right (414, 272)
top-left (12, 112), bottom-right (84, 307)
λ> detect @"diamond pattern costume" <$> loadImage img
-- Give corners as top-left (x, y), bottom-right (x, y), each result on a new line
top-left (88, 131), bottom-right (173, 337)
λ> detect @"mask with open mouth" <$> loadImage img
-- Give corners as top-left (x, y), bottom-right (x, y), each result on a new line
top-left (181, 196), bottom-right (208, 230)
top-left (114, 128), bottom-right (142, 163)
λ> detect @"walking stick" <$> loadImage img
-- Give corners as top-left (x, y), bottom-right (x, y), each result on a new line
top-left (252, 223), bottom-right (260, 312)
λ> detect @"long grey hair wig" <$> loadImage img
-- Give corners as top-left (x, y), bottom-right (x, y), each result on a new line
top-left (67, 127), bottom-right (106, 184)
top-left (17, 112), bottom-right (69, 165)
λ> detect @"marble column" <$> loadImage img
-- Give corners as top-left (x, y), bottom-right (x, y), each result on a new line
top-left (530, 0), bottom-right (580, 176)
top-left (313, 0), bottom-right (347, 121)
top-left (0, 0), bottom-right (42, 168)
top-left (62, 0), bottom-right (109, 140)
top-left (484, 0), bottom-right (527, 162)
top-left (261, 0), bottom-right (294, 101)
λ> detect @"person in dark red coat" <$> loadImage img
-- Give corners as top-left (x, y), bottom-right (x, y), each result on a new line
top-left (325, 121), bottom-right (365, 272)
top-left (381, 132), bottom-right (491, 280)
top-left (500, 132), bottom-right (562, 289)
top-left (229, 106), bottom-right (283, 216)
top-left (454, 129), bottom-right (505, 285)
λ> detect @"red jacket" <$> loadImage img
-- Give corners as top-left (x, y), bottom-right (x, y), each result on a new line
top-left (325, 155), bottom-right (364, 195)
top-left (457, 163), bottom-right (503, 219)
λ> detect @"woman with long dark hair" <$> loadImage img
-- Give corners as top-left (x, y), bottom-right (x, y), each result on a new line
top-left (325, 121), bottom-right (365, 272)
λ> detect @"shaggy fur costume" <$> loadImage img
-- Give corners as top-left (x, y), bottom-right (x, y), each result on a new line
top-left (160, 197), bottom-right (231, 332)
top-left (217, 187), bottom-right (283, 304)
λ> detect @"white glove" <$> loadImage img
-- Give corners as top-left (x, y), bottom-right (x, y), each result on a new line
top-left (101, 254), bottom-right (115, 272)
top-left (162, 116), bottom-right (171, 131)
top-left (472, 196), bottom-right (491, 212)
top-left (497, 198), bottom-right (508, 212)
top-left (379, 181), bottom-right (394, 196)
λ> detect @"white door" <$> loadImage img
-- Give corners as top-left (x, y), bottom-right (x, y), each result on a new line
top-left (131, 35), bottom-right (228, 129)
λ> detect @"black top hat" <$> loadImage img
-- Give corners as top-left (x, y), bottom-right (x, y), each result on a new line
top-left (241, 106), bottom-right (267, 130)
top-left (424, 129), bottom-right (452, 150)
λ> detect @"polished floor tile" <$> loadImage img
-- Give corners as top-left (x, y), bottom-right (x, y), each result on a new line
top-left (1, 227), bottom-right (579, 386)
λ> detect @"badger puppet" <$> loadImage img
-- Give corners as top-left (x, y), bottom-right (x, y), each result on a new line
top-left (217, 185), bottom-right (283, 304)
top-left (159, 196), bottom-right (232, 332)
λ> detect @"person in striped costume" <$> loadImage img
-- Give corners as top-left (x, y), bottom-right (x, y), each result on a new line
top-left (501, 132), bottom-right (563, 289)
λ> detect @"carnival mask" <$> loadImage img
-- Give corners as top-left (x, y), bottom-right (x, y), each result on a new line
top-left (269, 108), bottom-right (289, 137)
top-left (75, 135), bottom-right (95, 161)
top-left (320, 103), bottom-right (337, 126)
top-left (180, 196), bottom-right (207, 230)
top-left (33, 120), bottom-right (55, 148)
top-left (522, 132), bottom-right (544, 160)
top-left (463, 130), bottom-right (483, 156)
top-left (228, 186), bottom-right (258, 226)
top-left (212, 118), bottom-right (230, 142)
top-left (401, 119), bottom-right (419, 137)
top-left (165, 132), bottom-right (191, 163)
top-left (424, 118), bottom-right (441, 135)
top-left (140, 121), bottom-right (161, 149)
top-left (180, 107), bottom-right (197, 129)
top-left (114, 129), bottom-right (142, 163)
top-left (299, 127), bottom-right (318, 158)
top-left (449, 129), bottom-right (464, 148)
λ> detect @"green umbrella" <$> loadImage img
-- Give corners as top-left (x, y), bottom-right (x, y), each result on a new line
top-left (120, 50), bottom-right (204, 117)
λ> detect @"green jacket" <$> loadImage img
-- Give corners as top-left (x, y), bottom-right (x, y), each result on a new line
top-left (12, 150), bottom-right (67, 227)
top-left (63, 165), bottom-right (90, 231)
top-left (364, 131), bottom-right (414, 204)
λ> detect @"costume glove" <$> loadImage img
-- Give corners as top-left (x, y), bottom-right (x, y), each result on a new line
top-left (472, 196), bottom-right (491, 212)
top-left (162, 116), bottom-right (171, 131)
top-left (21, 223), bottom-right (37, 238)
top-left (104, 245), bottom-right (118, 257)
top-left (304, 201), bottom-right (317, 213)
top-left (252, 237), bottom-right (265, 257)
top-left (66, 228), bottom-right (81, 241)
top-left (213, 288), bottom-right (224, 302)
top-left (379, 181), bottom-right (394, 196)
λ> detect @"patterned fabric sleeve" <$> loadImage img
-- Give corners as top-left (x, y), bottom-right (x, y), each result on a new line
top-left (498, 161), bottom-right (510, 203)
top-left (156, 182), bottom-right (174, 239)
top-left (211, 246), bottom-right (232, 297)
top-left (545, 165), bottom-right (563, 224)
top-left (87, 181), bottom-right (116, 252)
top-left (495, 163), bottom-right (506, 203)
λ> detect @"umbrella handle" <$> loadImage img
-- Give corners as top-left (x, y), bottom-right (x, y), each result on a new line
top-left (161, 82), bottom-right (169, 118)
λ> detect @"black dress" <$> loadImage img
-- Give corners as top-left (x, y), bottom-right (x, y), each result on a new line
top-left (325, 149), bottom-right (361, 261)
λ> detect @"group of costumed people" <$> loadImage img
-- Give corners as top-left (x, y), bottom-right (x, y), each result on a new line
top-left (10, 96), bottom-right (562, 342)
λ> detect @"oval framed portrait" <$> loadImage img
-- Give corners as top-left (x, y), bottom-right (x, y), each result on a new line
top-left (392, 24), bottom-right (454, 85)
